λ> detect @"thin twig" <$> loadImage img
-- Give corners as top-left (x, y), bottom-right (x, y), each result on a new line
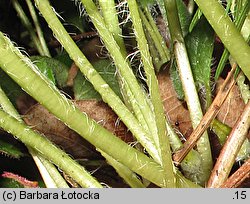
top-left (173, 64), bottom-right (237, 164)
top-left (221, 158), bottom-right (250, 188)
top-left (207, 100), bottom-right (250, 188)
top-left (48, 32), bottom-right (98, 47)
top-left (28, 31), bottom-right (98, 54)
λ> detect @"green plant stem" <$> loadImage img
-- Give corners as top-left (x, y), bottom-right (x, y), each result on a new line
top-left (127, 0), bottom-right (176, 188)
top-left (0, 32), bottom-right (176, 187)
top-left (35, 0), bottom-right (160, 163)
top-left (98, 0), bottom-right (127, 57)
top-left (194, 0), bottom-right (250, 80)
top-left (25, 0), bottom-right (51, 57)
top-left (237, 72), bottom-right (250, 104)
top-left (99, 150), bottom-right (145, 188)
top-left (79, 0), bottom-right (160, 152)
top-left (0, 86), bottom-right (69, 188)
top-left (215, 0), bottom-right (249, 80)
top-left (98, 0), bottom-right (132, 110)
top-left (142, 6), bottom-right (170, 63)
top-left (12, 0), bottom-right (44, 56)
top-left (163, 0), bottom-right (212, 185)
top-left (0, 88), bottom-right (19, 118)
top-left (139, 7), bottom-right (169, 71)
top-left (189, 8), bottom-right (203, 33)
top-left (28, 148), bottom-right (69, 188)
top-left (0, 109), bottom-right (102, 188)
top-left (208, 100), bottom-right (250, 187)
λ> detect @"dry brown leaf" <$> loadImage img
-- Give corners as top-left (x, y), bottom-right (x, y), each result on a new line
top-left (21, 70), bottom-right (246, 159)
top-left (157, 68), bottom-right (193, 138)
top-left (216, 78), bottom-right (245, 128)
top-left (23, 100), bottom-right (133, 159)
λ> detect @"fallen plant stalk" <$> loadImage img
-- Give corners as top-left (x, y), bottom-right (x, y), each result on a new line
top-left (221, 158), bottom-right (250, 188)
top-left (207, 100), bottom-right (250, 188)
top-left (173, 65), bottom-right (237, 164)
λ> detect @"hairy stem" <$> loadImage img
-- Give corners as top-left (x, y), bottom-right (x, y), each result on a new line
top-left (127, 0), bottom-right (175, 187)
top-left (79, 0), bottom-right (160, 154)
top-left (28, 148), bottom-right (69, 188)
top-left (0, 109), bottom-right (102, 188)
top-left (99, 150), bottom-right (145, 188)
top-left (0, 32), bottom-right (172, 187)
top-left (25, 0), bottom-right (51, 57)
top-left (12, 0), bottom-right (44, 56)
top-left (35, 0), bottom-right (160, 163)
top-left (0, 86), bottom-right (68, 188)
top-left (163, 0), bottom-right (212, 185)
top-left (99, 0), bottom-right (127, 57)
top-left (194, 0), bottom-right (250, 80)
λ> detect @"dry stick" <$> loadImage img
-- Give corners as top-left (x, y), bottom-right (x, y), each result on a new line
top-left (48, 32), bottom-right (98, 48)
top-left (221, 158), bottom-right (250, 188)
top-left (207, 100), bottom-right (250, 188)
top-left (28, 32), bottom-right (98, 54)
top-left (173, 65), bottom-right (237, 164)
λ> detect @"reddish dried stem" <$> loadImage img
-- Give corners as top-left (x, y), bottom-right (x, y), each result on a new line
top-left (48, 32), bottom-right (98, 48)
top-left (173, 65), bottom-right (237, 164)
top-left (207, 100), bottom-right (250, 187)
top-left (221, 158), bottom-right (250, 188)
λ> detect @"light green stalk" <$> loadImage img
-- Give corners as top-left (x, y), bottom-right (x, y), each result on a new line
top-left (0, 86), bottom-right (69, 188)
top-left (194, 0), bottom-right (250, 80)
top-left (127, 0), bottom-right (176, 187)
top-left (99, 150), bottom-right (145, 188)
top-left (12, 0), bottom-right (44, 56)
top-left (35, 0), bottom-right (160, 163)
top-left (25, 0), bottom-right (51, 57)
top-left (98, 0), bottom-right (127, 57)
top-left (29, 148), bottom-right (69, 188)
top-left (79, 0), bottom-right (160, 155)
top-left (141, 6), bottom-right (170, 67)
top-left (163, 0), bottom-right (212, 185)
top-left (0, 32), bottom-right (174, 187)
top-left (215, 0), bottom-right (249, 80)
top-left (0, 108), bottom-right (102, 187)
top-left (139, 8), bottom-right (169, 71)
top-left (98, 0), bottom-right (133, 110)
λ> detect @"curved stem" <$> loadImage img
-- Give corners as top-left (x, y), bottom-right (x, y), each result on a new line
top-left (0, 86), bottom-right (69, 188)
